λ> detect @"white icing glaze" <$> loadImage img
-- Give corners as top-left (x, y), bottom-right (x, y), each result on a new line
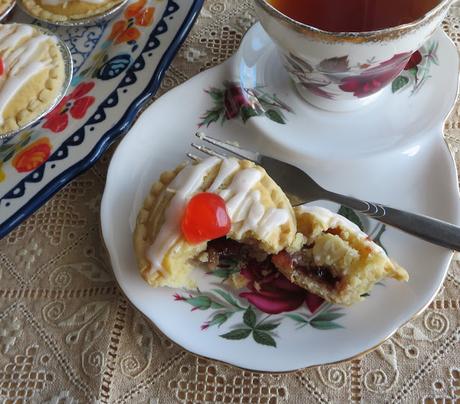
top-left (0, 24), bottom-right (58, 126)
top-left (147, 156), bottom-right (221, 271)
top-left (298, 205), bottom-right (386, 255)
top-left (41, 0), bottom-right (106, 6)
top-left (146, 157), bottom-right (291, 275)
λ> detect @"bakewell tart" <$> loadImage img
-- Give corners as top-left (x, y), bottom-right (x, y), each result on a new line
top-left (0, 23), bottom-right (66, 135)
top-left (133, 156), bottom-right (297, 288)
top-left (20, 0), bottom-right (125, 23)
top-left (272, 206), bottom-right (409, 305)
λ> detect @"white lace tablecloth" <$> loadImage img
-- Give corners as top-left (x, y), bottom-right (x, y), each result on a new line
top-left (1, 1), bottom-right (460, 402)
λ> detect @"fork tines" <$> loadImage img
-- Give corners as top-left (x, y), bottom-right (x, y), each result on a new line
top-left (189, 132), bottom-right (260, 163)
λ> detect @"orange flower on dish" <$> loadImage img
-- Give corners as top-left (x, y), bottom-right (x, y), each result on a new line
top-left (109, 0), bottom-right (155, 45)
top-left (12, 137), bottom-right (52, 173)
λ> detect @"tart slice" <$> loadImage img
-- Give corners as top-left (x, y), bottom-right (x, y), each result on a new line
top-left (272, 206), bottom-right (409, 305)
top-left (0, 23), bottom-right (66, 135)
top-left (133, 156), bottom-right (296, 288)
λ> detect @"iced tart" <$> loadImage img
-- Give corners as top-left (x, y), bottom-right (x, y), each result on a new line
top-left (133, 156), bottom-right (297, 288)
top-left (20, 0), bottom-right (125, 22)
top-left (272, 206), bottom-right (409, 305)
top-left (0, 23), bottom-right (66, 135)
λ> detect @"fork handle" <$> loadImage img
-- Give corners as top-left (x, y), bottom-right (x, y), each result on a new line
top-left (326, 192), bottom-right (460, 251)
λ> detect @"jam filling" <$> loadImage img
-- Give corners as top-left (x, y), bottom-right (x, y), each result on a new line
top-left (272, 248), bottom-right (342, 289)
top-left (297, 265), bottom-right (341, 288)
top-left (205, 238), bottom-right (248, 269)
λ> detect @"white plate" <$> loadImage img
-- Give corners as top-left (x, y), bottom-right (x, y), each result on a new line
top-left (101, 23), bottom-right (460, 372)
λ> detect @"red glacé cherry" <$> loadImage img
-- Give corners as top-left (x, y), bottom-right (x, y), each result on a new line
top-left (181, 192), bottom-right (231, 244)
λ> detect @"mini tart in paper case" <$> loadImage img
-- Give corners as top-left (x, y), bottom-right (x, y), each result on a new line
top-left (0, 23), bottom-right (65, 135)
top-left (133, 156), bottom-right (297, 288)
top-left (21, 0), bottom-right (124, 22)
top-left (272, 206), bottom-right (409, 306)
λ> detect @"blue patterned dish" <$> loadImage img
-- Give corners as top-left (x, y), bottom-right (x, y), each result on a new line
top-left (0, 0), bottom-right (204, 237)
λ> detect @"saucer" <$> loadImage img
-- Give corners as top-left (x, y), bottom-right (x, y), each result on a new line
top-left (101, 23), bottom-right (460, 372)
top-left (232, 24), bottom-right (459, 161)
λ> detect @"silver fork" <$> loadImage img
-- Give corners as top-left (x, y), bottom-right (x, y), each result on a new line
top-left (191, 132), bottom-right (460, 251)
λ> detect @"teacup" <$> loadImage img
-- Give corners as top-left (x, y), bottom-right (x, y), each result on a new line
top-left (254, 0), bottom-right (453, 111)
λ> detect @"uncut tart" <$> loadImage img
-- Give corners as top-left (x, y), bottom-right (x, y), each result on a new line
top-left (0, 23), bottom-right (66, 135)
top-left (20, 0), bottom-right (125, 23)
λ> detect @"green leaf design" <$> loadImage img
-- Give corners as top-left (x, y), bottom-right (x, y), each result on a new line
top-left (253, 330), bottom-right (277, 347)
top-left (243, 307), bottom-right (256, 328)
top-left (240, 106), bottom-right (258, 123)
top-left (265, 109), bottom-right (285, 124)
top-left (186, 296), bottom-right (212, 310)
top-left (285, 313), bottom-right (309, 324)
top-left (256, 322), bottom-right (280, 331)
top-left (200, 110), bottom-right (222, 127)
top-left (220, 328), bottom-right (252, 340)
top-left (392, 76), bottom-right (410, 93)
top-left (213, 289), bottom-right (243, 309)
top-left (312, 312), bottom-right (345, 322)
top-left (79, 67), bottom-right (91, 78)
top-left (3, 150), bottom-right (15, 163)
top-left (208, 312), bottom-right (231, 327)
top-left (287, 53), bottom-right (313, 73)
top-left (338, 206), bottom-right (364, 231)
top-left (310, 320), bottom-right (344, 330)
top-left (205, 88), bottom-right (224, 101)
top-left (318, 56), bottom-right (350, 73)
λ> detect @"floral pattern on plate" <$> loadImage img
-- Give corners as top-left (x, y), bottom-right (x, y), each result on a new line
top-left (199, 80), bottom-right (293, 126)
top-left (0, 0), bottom-right (204, 237)
top-left (173, 206), bottom-right (387, 348)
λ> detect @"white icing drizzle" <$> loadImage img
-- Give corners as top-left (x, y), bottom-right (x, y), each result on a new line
top-left (298, 205), bottom-right (386, 255)
top-left (41, 0), bottom-right (106, 6)
top-left (0, 24), bottom-right (57, 126)
top-left (147, 157), bottom-right (221, 271)
top-left (146, 157), bottom-right (291, 275)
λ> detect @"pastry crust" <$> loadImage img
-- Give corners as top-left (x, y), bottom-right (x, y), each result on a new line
top-left (272, 206), bottom-right (409, 305)
top-left (133, 157), bottom-right (296, 288)
top-left (0, 24), bottom-right (66, 135)
top-left (21, 0), bottom-right (124, 22)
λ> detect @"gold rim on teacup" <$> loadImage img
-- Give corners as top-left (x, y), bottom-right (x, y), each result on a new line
top-left (254, 0), bottom-right (454, 43)
top-left (17, 0), bottom-right (128, 27)
top-left (0, 25), bottom-right (73, 144)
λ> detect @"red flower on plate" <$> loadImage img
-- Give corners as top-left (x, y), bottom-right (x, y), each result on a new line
top-left (43, 82), bottom-right (96, 133)
top-left (12, 137), bottom-right (52, 173)
top-left (404, 50), bottom-right (422, 70)
top-left (223, 82), bottom-right (251, 119)
top-left (109, 0), bottom-right (155, 45)
top-left (239, 258), bottom-right (324, 314)
top-left (339, 52), bottom-right (412, 98)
